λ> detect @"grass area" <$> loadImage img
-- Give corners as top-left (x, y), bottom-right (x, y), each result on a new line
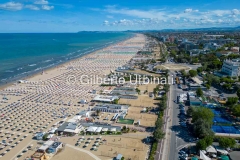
top-left (117, 118), bottom-right (134, 124)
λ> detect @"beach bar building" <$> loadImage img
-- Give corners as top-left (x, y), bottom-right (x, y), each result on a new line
top-left (38, 140), bottom-right (54, 152)
top-left (91, 104), bottom-right (129, 113)
top-left (47, 141), bottom-right (63, 153)
top-left (92, 95), bottom-right (119, 103)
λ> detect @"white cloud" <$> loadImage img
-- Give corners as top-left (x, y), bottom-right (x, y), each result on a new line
top-left (34, 0), bottom-right (49, 5)
top-left (106, 15), bottom-right (114, 19)
top-left (0, 2), bottom-right (23, 11)
top-left (232, 9), bottom-right (240, 15)
top-left (42, 5), bottom-right (54, 10)
top-left (25, 5), bottom-right (40, 11)
top-left (103, 20), bottom-right (109, 25)
top-left (184, 8), bottom-right (198, 13)
top-left (104, 6), bottom-right (166, 20)
top-left (184, 8), bottom-right (192, 13)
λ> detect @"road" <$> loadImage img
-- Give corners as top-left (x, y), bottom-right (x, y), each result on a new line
top-left (155, 72), bottom-right (193, 160)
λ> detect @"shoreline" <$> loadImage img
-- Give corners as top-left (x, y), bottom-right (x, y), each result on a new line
top-left (0, 33), bottom-right (135, 90)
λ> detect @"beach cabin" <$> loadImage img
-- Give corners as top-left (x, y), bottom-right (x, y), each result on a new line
top-left (34, 132), bottom-right (45, 140)
top-left (92, 95), bottom-right (119, 103)
top-left (79, 99), bottom-right (87, 104)
top-left (116, 154), bottom-right (123, 160)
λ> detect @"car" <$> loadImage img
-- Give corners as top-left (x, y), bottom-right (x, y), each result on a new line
top-left (179, 151), bottom-right (186, 155)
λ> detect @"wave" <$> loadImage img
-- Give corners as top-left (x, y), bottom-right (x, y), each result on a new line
top-left (43, 59), bottom-right (53, 63)
top-left (5, 70), bottom-right (14, 73)
top-left (34, 67), bottom-right (42, 71)
top-left (28, 64), bottom-right (37, 67)
top-left (17, 67), bottom-right (23, 70)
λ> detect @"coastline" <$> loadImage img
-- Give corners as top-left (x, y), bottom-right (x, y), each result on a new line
top-left (0, 33), bottom-right (135, 90)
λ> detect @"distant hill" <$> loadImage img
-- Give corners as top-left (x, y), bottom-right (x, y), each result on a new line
top-left (124, 26), bottom-right (240, 32)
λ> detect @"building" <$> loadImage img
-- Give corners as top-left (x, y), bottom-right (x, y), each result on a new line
top-left (92, 95), bottom-right (119, 103)
top-left (189, 97), bottom-right (202, 106)
top-left (38, 140), bottom-right (54, 152)
top-left (188, 84), bottom-right (207, 91)
top-left (110, 87), bottom-right (137, 96)
top-left (189, 49), bottom-right (206, 56)
top-left (82, 123), bottom-right (122, 134)
top-left (221, 59), bottom-right (240, 77)
top-left (216, 51), bottom-right (233, 58)
top-left (76, 110), bottom-right (94, 117)
top-left (47, 141), bottom-right (63, 153)
top-left (91, 104), bottom-right (129, 113)
top-left (204, 43), bottom-right (221, 51)
top-left (56, 122), bottom-right (82, 135)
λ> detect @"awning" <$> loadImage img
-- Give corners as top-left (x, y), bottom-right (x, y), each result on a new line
top-left (191, 157), bottom-right (198, 160)
top-left (200, 150), bottom-right (211, 160)
top-left (221, 155), bottom-right (230, 160)
top-left (110, 128), bottom-right (116, 132)
top-left (216, 147), bottom-right (229, 155)
top-left (206, 145), bottom-right (217, 153)
top-left (87, 126), bottom-right (98, 132)
top-left (101, 128), bottom-right (108, 132)
top-left (96, 127), bottom-right (103, 133)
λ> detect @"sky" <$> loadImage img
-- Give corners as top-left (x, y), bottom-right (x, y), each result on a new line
top-left (0, 0), bottom-right (240, 32)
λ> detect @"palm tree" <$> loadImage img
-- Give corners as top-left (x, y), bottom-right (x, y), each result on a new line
top-left (96, 110), bottom-right (101, 116)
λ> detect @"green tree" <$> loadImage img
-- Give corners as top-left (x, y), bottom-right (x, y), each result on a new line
top-left (205, 84), bottom-right (210, 90)
top-left (196, 88), bottom-right (203, 97)
top-left (193, 119), bottom-right (214, 138)
top-left (232, 105), bottom-right (240, 117)
top-left (135, 88), bottom-right (141, 95)
top-left (196, 139), bottom-right (208, 150)
top-left (197, 67), bottom-right (203, 73)
top-left (219, 137), bottom-right (236, 148)
top-left (113, 99), bottom-right (119, 104)
top-left (192, 107), bottom-right (214, 125)
top-left (163, 84), bottom-right (170, 92)
top-left (187, 106), bottom-right (195, 117)
top-left (153, 128), bottom-right (165, 141)
top-left (226, 97), bottom-right (238, 106)
top-left (237, 89), bottom-right (240, 99)
top-left (189, 70), bottom-right (198, 77)
top-left (180, 69), bottom-right (187, 77)
top-left (155, 118), bottom-right (163, 128)
top-left (95, 110), bottom-right (101, 116)
top-left (204, 136), bottom-right (213, 146)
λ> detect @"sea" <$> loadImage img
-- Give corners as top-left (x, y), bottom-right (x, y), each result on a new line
top-left (0, 32), bottom-right (132, 85)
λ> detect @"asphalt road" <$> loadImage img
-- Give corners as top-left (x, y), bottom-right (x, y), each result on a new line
top-left (168, 72), bottom-right (194, 160)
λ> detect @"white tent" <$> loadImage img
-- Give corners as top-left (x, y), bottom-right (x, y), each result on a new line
top-left (110, 128), bottom-right (116, 132)
top-left (87, 126), bottom-right (98, 132)
top-left (215, 147), bottom-right (228, 155)
top-left (102, 128), bottom-right (108, 132)
top-left (200, 150), bottom-right (211, 160)
top-left (96, 127), bottom-right (103, 133)
top-left (206, 145), bottom-right (217, 153)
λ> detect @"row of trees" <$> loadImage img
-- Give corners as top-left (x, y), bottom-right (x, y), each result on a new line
top-left (196, 136), bottom-right (236, 150)
top-left (153, 84), bottom-right (170, 141)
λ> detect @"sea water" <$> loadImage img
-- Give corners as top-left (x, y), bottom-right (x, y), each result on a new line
top-left (0, 32), bottom-right (132, 85)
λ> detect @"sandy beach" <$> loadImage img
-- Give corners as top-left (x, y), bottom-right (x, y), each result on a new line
top-left (0, 34), bottom-right (152, 160)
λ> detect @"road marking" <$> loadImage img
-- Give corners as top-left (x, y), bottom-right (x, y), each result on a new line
top-left (66, 144), bottom-right (101, 160)
top-left (11, 140), bottom-right (33, 160)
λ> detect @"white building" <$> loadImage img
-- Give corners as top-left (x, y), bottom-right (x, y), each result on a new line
top-left (221, 59), bottom-right (240, 77)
